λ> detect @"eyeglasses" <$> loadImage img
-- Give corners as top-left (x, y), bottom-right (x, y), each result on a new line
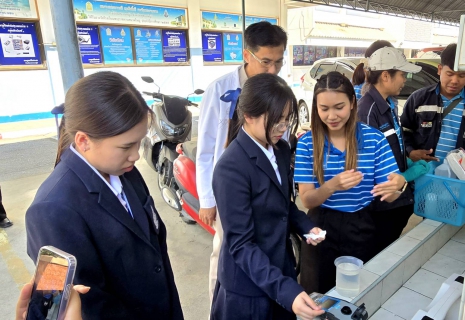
top-left (247, 49), bottom-right (286, 69)
top-left (272, 121), bottom-right (290, 131)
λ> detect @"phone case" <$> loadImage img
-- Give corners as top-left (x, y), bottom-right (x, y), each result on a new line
top-left (27, 246), bottom-right (77, 320)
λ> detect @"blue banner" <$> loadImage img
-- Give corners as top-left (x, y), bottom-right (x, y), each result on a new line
top-left (202, 31), bottom-right (222, 62)
top-left (134, 27), bottom-right (163, 64)
top-left (0, 21), bottom-right (41, 65)
top-left (77, 25), bottom-right (102, 64)
top-left (162, 30), bottom-right (187, 63)
top-left (99, 25), bottom-right (133, 64)
top-left (73, 0), bottom-right (187, 28)
top-left (202, 11), bottom-right (278, 31)
top-left (223, 33), bottom-right (242, 63)
top-left (245, 16), bottom-right (278, 27)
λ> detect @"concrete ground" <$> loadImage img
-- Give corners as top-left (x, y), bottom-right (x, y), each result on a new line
top-left (0, 116), bottom-right (421, 320)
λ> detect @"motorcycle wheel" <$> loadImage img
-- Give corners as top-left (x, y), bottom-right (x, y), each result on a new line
top-left (158, 159), bottom-right (173, 190)
top-left (290, 232), bottom-right (302, 276)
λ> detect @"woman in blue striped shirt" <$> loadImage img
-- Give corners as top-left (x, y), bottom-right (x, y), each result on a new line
top-left (294, 71), bottom-right (406, 294)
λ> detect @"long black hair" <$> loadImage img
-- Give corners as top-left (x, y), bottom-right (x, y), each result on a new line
top-left (226, 73), bottom-right (298, 147)
top-left (55, 71), bottom-right (150, 165)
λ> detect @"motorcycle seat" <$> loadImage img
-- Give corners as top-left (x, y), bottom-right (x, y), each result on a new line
top-left (182, 138), bottom-right (197, 163)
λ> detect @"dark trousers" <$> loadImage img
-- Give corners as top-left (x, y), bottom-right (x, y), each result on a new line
top-left (0, 187), bottom-right (7, 220)
top-left (371, 204), bottom-right (414, 254)
top-left (300, 206), bottom-right (376, 294)
top-left (210, 281), bottom-right (296, 320)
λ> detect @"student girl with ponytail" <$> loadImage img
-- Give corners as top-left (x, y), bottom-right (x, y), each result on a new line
top-left (26, 71), bottom-right (183, 319)
top-left (210, 73), bottom-right (325, 320)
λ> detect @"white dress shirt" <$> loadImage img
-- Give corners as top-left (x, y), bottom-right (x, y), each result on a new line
top-left (70, 145), bottom-right (134, 218)
top-left (242, 127), bottom-right (281, 184)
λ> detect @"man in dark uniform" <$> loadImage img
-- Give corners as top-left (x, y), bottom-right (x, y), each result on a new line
top-left (0, 186), bottom-right (13, 228)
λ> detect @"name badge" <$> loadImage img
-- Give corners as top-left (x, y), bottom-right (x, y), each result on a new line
top-left (383, 129), bottom-right (396, 137)
top-left (421, 122), bottom-right (433, 128)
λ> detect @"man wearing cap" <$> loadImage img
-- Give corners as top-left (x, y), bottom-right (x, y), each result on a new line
top-left (401, 43), bottom-right (465, 163)
top-left (358, 46), bottom-right (422, 253)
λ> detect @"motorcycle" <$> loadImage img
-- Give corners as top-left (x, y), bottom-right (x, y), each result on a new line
top-left (141, 76), bottom-right (204, 224)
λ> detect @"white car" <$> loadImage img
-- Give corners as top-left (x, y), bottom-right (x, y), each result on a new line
top-left (295, 57), bottom-right (440, 125)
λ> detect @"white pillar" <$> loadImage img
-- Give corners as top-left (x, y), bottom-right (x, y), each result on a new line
top-left (187, 0), bottom-right (202, 91)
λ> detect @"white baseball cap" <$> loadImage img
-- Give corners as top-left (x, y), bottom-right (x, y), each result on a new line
top-left (367, 47), bottom-right (422, 73)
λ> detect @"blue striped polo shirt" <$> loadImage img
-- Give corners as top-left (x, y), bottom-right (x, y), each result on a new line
top-left (294, 122), bottom-right (400, 212)
top-left (435, 88), bottom-right (465, 161)
top-left (354, 83), bottom-right (364, 101)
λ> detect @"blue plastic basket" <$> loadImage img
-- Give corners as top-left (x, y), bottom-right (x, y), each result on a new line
top-left (414, 173), bottom-right (465, 226)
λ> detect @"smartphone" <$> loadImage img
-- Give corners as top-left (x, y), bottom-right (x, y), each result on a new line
top-left (25, 246), bottom-right (77, 320)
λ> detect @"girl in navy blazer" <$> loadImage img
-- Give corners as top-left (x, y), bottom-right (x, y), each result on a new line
top-left (26, 72), bottom-right (183, 319)
top-left (210, 73), bottom-right (325, 320)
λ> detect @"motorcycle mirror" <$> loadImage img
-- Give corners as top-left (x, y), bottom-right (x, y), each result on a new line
top-left (141, 76), bottom-right (154, 83)
top-left (194, 89), bottom-right (205, 95)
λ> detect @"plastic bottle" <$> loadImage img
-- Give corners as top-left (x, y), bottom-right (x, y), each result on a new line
top-left (434, 159), bottom-right (457, 179)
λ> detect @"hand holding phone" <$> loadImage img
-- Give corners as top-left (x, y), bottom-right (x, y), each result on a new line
top-left (25, 246), bottom-right (77, 320)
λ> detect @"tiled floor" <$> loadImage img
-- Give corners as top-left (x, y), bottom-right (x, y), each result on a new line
top-left (374, 235), bottom-right (465, 319)
top-left (324, 220), bottom-right (464, 319)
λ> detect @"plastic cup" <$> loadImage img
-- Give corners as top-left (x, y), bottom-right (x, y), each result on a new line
top-left (334, 256), bottom-right (363, 298)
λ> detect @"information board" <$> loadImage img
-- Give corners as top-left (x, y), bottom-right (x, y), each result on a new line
top-left (77, 25), bottom-right (102, 64)
top-left (162, 29), bottom-right (187, 63)
top-left (134, 27), bottom-right (163, 64)
top-left (99, 25), bottom-right (133, 64)
top-left (0, 21), bottom-right (41, 65)
top-left (74, 0), bottom-right (187, 28)
top-left (202, 11), bottom-right (277, 31)
top-left (202, 31), bottom-right (222, 62)
top-left (223, 32), bottom-right (242, 63)
top-left (0, 0), bottom-right (37, 19)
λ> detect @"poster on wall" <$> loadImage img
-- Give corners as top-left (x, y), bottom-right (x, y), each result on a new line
top-left (0, 0), bottom-right (37, 19)
top-left (202, 11), bottom-right (277, 31)
top-left (134, 27), bottom-right (163, 64)
top-left (99, 25), bottom-right (133, 64)
top-left (0, 21), bottom-right (41, 65)
top-left (77, 25), bottom-right (102, 64)
top-left (202, 32), bottom-right (222, 62)
top-left (223, 32), bottom-right (242, 63)
top-left (73, 0), bottom-right (187, 28)
top-left (162, 30), bottom-right (187, 63)
top-left (293, 45), bottom-right (304, 66)
top-left (315, 46), bottom-right (327, 60)
top-left (327, 47), bottom-right (337, 58)
top-left (303, 46), bottom-right (315, 65)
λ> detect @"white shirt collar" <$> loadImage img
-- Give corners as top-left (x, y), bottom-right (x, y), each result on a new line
top-left (241, 127), bottom-right (275, 160)
top-left (70, 145), bottom-right (122, 197)
top-left (242, 127), bottom-right (281, 184)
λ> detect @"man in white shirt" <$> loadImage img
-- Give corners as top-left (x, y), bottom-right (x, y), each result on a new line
top-left (196, 21), bottom-right (288, 301)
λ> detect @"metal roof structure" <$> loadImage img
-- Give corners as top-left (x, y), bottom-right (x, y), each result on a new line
top-left (287, 0), bottom-right (465, 26)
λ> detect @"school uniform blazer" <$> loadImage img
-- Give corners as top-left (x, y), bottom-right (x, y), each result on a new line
top-left (26, 149), bottom-right (183, 320)
top-left (212, 129), bottom-right (315, 312)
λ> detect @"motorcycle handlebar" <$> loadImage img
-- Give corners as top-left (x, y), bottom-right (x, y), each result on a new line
top-left (189, 102), bottom-right (198, 107)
